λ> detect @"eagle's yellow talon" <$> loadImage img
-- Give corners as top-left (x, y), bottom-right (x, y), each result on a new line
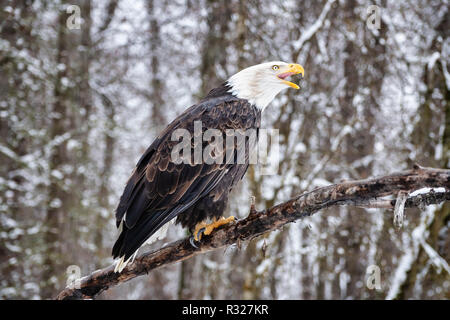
top-left (193, 222), bottom-right (207, 241)
top-left (192, 216), bottom-right (235, 241)
top-left (203, 216), bottom-right (235, 236)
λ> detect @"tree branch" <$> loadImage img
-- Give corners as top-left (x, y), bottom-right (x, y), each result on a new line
top-left (56, 165), bottom-right (450, 300)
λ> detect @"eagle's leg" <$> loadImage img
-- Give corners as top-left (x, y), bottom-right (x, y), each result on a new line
top-left (192, 216), bottom-right (235, 242)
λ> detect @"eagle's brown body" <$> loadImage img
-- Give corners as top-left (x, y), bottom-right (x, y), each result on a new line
top-left (112, 61), bottom-right (304, 269)
top-left (112, 83), bottom-right (261, 261)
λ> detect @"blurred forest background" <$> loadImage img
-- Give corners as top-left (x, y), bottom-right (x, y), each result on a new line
top-left (1, 0), bottom-right (449, 299)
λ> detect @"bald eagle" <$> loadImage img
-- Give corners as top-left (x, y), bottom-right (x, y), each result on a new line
top-left (113, 61), bottom-right (304, 272)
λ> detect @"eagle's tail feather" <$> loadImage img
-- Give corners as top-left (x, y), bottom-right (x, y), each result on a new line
top-left (112, 215), bottom-right (175, 273)
top-left (113, 250), bottom-right (138, 273)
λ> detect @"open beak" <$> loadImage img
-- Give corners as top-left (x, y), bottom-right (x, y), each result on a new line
top-left (277, 64), bottom-right (305, 89)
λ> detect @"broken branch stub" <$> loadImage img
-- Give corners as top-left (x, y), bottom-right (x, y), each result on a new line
top-left (393, 191), bottom-right (408, 229)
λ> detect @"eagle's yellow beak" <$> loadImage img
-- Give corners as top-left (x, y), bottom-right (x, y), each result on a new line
top-left (277, 64), bottom-right (305, 89)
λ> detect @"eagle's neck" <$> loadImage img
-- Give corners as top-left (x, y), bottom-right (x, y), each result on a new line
top-left (204, 77), bottom-right (282, 112)
top-left (226, 74), bottom-right (283, 112)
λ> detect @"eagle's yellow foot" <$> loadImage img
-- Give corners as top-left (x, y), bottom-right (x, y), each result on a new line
top-left (191, 216), bottom-right (235, 244)
top-left (203, 216), bottom-right (235, 236)
top-left (193, 221), bottom-right (208, 242)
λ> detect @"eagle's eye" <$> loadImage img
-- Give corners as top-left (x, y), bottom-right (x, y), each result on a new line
top-left (272, 65), bottom-right (279, 71)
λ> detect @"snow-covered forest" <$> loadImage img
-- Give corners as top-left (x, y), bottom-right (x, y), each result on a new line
top-left (1, 0), bottom-right (449, 300)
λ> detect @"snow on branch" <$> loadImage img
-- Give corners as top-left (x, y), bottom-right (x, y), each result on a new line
top-left (56, 165), bottom-right (450, 300)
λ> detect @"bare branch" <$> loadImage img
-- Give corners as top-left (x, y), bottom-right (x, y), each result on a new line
top-left (56, 166), bottom-right (450, 300)
top-left (293, 0), bottom-right (335, 53)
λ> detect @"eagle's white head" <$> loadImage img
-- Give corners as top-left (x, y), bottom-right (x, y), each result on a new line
top-left (227, 61), bottom-right (305, 111)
